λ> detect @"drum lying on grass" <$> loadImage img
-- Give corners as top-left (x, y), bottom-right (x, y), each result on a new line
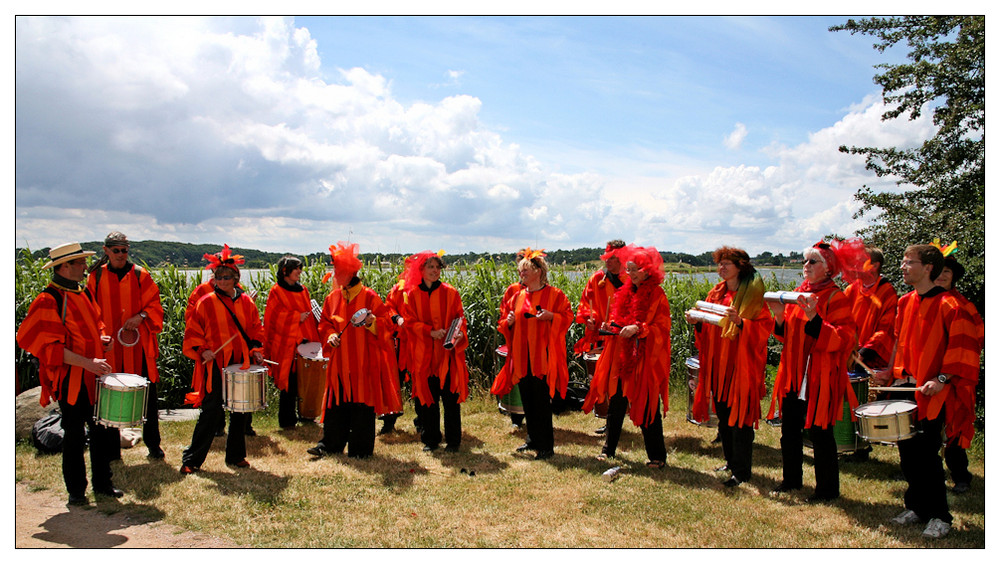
top-left (95, 373), bottom-right (149, 428)
top-left (685, 357), bottom-right (718, 428)
top-left (223, 364), bottom-right (269, 413)
top-left (296, 342), bottom-right (328, 419)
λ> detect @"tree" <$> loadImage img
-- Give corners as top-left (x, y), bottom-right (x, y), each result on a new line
top-left (830, 16), bottom-right (985, 313)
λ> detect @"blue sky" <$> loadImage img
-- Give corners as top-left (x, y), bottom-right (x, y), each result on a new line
top-left (13, 14), bottom-right (954, 257)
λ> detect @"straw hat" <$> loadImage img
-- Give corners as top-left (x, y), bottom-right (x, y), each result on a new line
top-left (43, 242), bottom-right (96, 269)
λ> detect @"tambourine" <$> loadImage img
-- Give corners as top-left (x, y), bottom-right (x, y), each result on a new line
top-left (117, 327), bottom-right (140, 347)
top-left (350, 308), bottom-right (372, 327)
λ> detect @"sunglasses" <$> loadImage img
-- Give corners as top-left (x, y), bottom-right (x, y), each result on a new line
top-left (110, 248), bottom-right (129, 255)
top-left (216, 275), bottom-right (235, 281)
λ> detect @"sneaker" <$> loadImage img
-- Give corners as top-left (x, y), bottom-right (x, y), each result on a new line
top-left (306, 446), bottom-right (327, 457)
top-left (922, 518), bottom-right (951, 539)
top-left (890, 509), bottom-right (921, 526)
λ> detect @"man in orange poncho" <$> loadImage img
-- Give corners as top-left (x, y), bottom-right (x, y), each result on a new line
top-left (490, 248), bottom-right (573, 460)
top-left (582, 245), bottom-right (671, 468)
top-left (573, 239), bottom-right (626, 434)
top-left (877, 245), bottom-right (980, 539)
top-left (86, 231), bottom-right (166, 459)
top-left (687, 246), bottom-right (772, 486)
top-left (308, 242), bottom-right (402, 459)
top-left (844, 246), bottom-right (898, 373)
top-left (933, 254), bottom-right (984, 494)
top-left (401, 251), bottom-right (469, 452)
top-left (17, 243), bottom-right (120, 505)
top-left (180, 245), bottom-right (264, 473)
top-left (767, 239), bottom-right (861, 502)
top-left (264, 255), bottom-right (321, 428)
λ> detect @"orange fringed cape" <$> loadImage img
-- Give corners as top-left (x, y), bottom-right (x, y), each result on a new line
top-left (582, 280), bottom-right (671, 428)
top-left (892, 289), bottom-right (980, 448)
top-left (767, 285), bottom-right (857, 429)
top-left (263, 283), bottom-right (321, 392)
top-left (87, 264), bottom-right (164, 383)
top-left (844, 277), bottom-right (898, 365)
top-left (572, 269), bottom-right (619, 355)
top-left (403, 282), bottom-right (469, 407)
top-left (16, 284), bottom-right (107, 407)
top-left (318, 284), bottom-right (402, 416)
top-left (182, 289), bottom-right (264, 408)
top-left (691, 275), bottom-right (773, 428)
top-left (489, 283), bottom-right (573, 399)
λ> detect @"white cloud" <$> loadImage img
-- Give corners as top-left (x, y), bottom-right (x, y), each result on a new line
top-left (723, 122), bottom-right (748, 150)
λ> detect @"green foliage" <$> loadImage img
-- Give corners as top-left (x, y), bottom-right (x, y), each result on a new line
top-left (830, 16), bottom-right (985, 313)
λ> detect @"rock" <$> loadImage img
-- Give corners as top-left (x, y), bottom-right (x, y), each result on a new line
top-left (15, 387), bottom-right (57, 442)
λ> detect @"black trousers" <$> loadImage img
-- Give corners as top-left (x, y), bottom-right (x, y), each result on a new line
top-left (602, 381), bottom-right (667, 462)
top-left (107, 358), bottom-right (162, 459)
top-left (415, 374), bottom-right (462, 448)
top-left (899, 411), bottom-right (951, 522)
top-left (779, 392), bottom-right (839, 497)
top-left (58, 377), bottom-right (118, 496)
top-left (182, 365), bottom-right (247, 467)
top-left (715, 399), bottom-right (755, 482)
top-left (518, 373), bottom-right (554, 453)
top-left (278, 365), bottom-right (300, 428)
top-left (944, 437), bottom-right (972, 486)
top-left (318, 397), bottom-right (376, 458)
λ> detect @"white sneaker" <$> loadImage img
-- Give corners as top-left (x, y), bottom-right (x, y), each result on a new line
top-left (891, 509), bottom-right (921, 525)
top-left (922, 518), bottom-right (951, 539)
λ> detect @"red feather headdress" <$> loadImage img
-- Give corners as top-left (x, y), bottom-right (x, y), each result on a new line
top-left (325, 241), bottom-right (362, 288)
top-left (203, 244), bottom-right (245, 273)
top-left (813, 237), bottom-right (868, 283)
top-left (621, 244), bottom-right (665, 285)
top-left (517, 247), bottom-right (547, 261)
top-left (402, 250), bottom-right (445, 291)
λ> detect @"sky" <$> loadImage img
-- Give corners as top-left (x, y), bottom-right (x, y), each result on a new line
top-left (11, 12), bottom-right (980, 257)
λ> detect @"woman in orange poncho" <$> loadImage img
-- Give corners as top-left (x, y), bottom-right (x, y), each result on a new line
top-left (767, 240), bottom-right (861, 501)
top-left (263, 255), bottom-right (321, 429)
top-left (686, 246), bottom-right (772, 486)
top-left (489, 249), bottom-right (573, 460)
top-left (582, 245), bottom-right (671, 468)
top-left (307, 242), bottom-right (401, 459)
top-left (402, 251), bottom-right (469, 452)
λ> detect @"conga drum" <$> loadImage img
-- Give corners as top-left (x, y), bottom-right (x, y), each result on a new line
top-left (95, 373), bottom-right (149, 428)
top-left (222, 364), bottom-right (268, 413)
top-left (685, 357), bottom-right (717, 427)
top-left (494, 345), bottom-right (523, 415)
top-left (583, 348), bottom-right (608, 418)
top-left (295, 342), bottom-right (327, 419)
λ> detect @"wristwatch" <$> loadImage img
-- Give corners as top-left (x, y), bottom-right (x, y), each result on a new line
top-left (138, 311), bottom-right (148, 319)
top-left (937, 374), bottom-right (950, 384)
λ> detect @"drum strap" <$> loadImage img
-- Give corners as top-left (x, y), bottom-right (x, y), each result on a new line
top-left (218, 297), bottom-right (254, 351)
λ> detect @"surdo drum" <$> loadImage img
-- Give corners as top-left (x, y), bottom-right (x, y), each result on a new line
top-left (95, 373), bottom-right (149, 428)
top-left (222, 364), bottom-right (269, 413)
top-left (295, 342), bottom-right (328, 419)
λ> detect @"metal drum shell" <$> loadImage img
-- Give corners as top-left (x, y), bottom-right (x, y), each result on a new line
top-left (95, 373), bottom-right (149, 428)
top-left (854, 399), bottom-right (918, 443)
top-left (222, 364), bottom-right (269, 413)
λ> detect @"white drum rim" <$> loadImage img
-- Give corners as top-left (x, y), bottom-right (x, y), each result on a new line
top-left (854, 399), bottom-right (917, 416)
top-left (100, 373), bottom-right (149, 389)
top-left (117, 327), bottom-right (140, 347)
top-left (223, 364), bottom-right (268, 373)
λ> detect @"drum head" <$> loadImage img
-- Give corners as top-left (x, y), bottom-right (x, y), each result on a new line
top-left (224, 363), bottom-right (268, 374)
top-left (495, 345), bottom-right (509, 358)
top-left (583, 351), bottom-right (602, 361)
top-left (855, 399), bottom-right (916, 416)
top-left (102, 373), bottom-right (148, 388)
top-left (685, 356), bottom-right (700, 370)
top-left (297, 341), bottom-right (325, 360)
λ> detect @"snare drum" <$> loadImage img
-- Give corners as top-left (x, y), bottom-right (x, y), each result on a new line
top-left (583, 349), bottom-right (608, 419)
top-left (223, 364), bottom-right (269, 413)
top-left (95, 373), bottom-right (149, 428)
top-left (494, 346), bottom-right (524, 415)
top-left (295, 342), bottom-right (328, 419)
top-left (685, 357), bottom-right (717, 427)
top-left (854, 400), bottom-right (918, 443)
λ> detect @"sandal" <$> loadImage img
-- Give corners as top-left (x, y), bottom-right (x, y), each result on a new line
top-left (646, 460), bottom-right (665, 469)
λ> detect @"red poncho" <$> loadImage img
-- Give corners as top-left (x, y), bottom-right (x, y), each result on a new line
top-left (263, 283), bottom-right (321, 392)
top-left (87, 264), bottom-right (164, 383)
top-left (572, 269), bottom-right (620, 355)
top-left (844, 277), bottom-right (898, 366)
top-left (403, 282), bottom-right (469, 407)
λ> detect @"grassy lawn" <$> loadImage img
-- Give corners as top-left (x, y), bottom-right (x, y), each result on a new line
top-left (15, 387), bottom-right (985, 548)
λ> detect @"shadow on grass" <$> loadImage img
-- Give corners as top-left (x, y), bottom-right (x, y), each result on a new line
top-left (33, 501), bottom-right (167, 548)
top-left (196, 465), bottom-right (292, 506)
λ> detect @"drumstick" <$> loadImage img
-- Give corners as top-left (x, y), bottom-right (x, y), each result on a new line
top-left (851, 352), bottom-right (877, 376)
top-left (261, 359), bottom-right (279, 366)
top-left (869, 386), bottom-right (919, 392)
top-left (202, 334), bottom-right (238, 364)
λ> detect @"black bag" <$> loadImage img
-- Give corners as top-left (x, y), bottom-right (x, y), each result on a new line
top-left (31, 410), bottom-right (67, 454)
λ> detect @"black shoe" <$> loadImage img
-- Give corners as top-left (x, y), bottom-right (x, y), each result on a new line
top-left (147, 448), bottom-right (166, 459)
top-left (307, 446), bottom-right (328, 457)
top-left (95, 486), bottom-right (124, 499)
top-left (68, 493), bottom-right (89, 506)
top-left (244, 428), bottom-right (257, 437)
top-left (535, 450), bottom-right (554, 460)
top-left (807, 492), bottom-right (839, 503)
top-left (515, 442), bottom-right (534, 453)
top-left (595, 425), bottom-right (607, 435)
top-left (422, 444), bottom-right (438, 452)
top-left (444, 445), bottom-right (459, 453)
top-left (714, 464), bottom-right (729, 473)
top-left (723, 476), bottom-right (743, 488)
top-left (378, 425), bottom-right (396, 436)
top-left (771, 483), bottom-right (801, 495)
top-left (953, 482), bottom-right (971, 494)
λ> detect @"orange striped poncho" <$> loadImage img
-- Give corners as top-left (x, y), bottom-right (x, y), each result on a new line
top-left (573, 269), bottom-right (620, 355)
top-left (17, 284), bottom-right (108, 407)
top-left (403, 282), bottom-right (469, 407)
top-left (892, 288), bottom-right (980, 448)
top-left (489, 283), bottom-right (573, 399)
top-left (182, 289), bottom-right (264, 407)
top-left (87, 263), bottom-right (164, 382)
top-left (844, 277), bottom-right (898, 365)
top-left (691, 281), bottom-right (774, 428)
top-left (263, 283), bottom-right (321, 392)
top-left (318, 284), bottom-right (402, 415)
top-left (767, 284), bottom-right (857, 429)
top-left (582, 279), bottom-right (671, 427)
